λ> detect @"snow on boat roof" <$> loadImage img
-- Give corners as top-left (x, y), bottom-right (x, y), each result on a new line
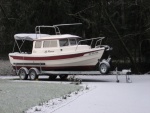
top-left (14, 33), bottom-right (80, 41)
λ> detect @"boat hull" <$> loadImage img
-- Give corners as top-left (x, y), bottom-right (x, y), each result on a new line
top-left (9, 48), bottom-right (105, 71)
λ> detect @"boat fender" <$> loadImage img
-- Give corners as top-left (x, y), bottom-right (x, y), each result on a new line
top-left (19, 67), bottom-right (29, 75)
top-left (29, 68), bottom-right (40, 75)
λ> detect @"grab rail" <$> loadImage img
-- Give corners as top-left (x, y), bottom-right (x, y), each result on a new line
top-left (75, 37), bottom-right (105, 51)
top-left (35, 23), bottom-right (82, 37)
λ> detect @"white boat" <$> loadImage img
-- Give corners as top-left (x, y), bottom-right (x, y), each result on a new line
top-left (9, 23), bottom-right (111, 80)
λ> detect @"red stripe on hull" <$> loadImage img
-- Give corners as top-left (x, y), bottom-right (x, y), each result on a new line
top-left (10, 53), bottom-right (83, 60)
top-left (10, 50), bottom-right (101, 60)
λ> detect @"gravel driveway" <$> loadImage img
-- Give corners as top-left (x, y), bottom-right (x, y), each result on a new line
top-left (0, 78), bottom-right (81, 113)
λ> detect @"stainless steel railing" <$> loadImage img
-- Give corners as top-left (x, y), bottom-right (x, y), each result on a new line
top-left (75, 37), bottom-right (105, 51)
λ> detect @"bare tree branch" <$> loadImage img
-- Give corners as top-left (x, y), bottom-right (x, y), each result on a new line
top-left (0, 3), bottom-right (10, 22)
top-left (102, 0), bottom-right (139, 73)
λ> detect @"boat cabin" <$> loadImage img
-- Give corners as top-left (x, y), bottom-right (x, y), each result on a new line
top-left (13, 24), bottom-right (105, 54)
top-left (32, 34), bottom-right (90, 54)
top-left (13, 33), bottom-right (92, 54)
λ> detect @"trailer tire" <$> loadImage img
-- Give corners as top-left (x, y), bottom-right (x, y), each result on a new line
top-left (18, 68), bottom-right (28, 80)
top-left (29, 69), bottom-right (38, 80)
top-left (59, 74), bottom-right (68, 80)
top-left (49, 75), bottom-right (57, 80)
top-left (99, 63), bottom-right (109, 74)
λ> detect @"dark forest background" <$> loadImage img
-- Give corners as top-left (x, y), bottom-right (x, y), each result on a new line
top-left (0, 0), bottom-right (150, 73)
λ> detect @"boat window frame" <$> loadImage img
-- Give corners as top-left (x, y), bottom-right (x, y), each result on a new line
top-left (49, 40), bottom-right (58, 48)
top-left (43, 40), bottom-right (51, 48)
top-left (35, 41), bottom-right (42, 48)
top-left (43, 40), bottom-right (58, 48)
top-left (59, 38), bottom-right (69, 47)
top-left (69, 38), bottom-right (77, 46)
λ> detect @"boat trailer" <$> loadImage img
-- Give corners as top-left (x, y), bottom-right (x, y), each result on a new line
top-left (14, 57), bottom-right (132, 83)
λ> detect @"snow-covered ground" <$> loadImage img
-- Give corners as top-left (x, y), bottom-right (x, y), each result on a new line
top-left (0, 60), bottom-right (12, 75)
top-left (0, 76), bottom-right (81, 113)
top-left (26, 75), bottom-right (150, 113)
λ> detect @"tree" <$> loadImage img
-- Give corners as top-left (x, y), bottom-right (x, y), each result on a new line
top-left (0, 0), bottom-right (150, 72)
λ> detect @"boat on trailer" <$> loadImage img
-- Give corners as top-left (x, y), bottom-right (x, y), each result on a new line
top-left (9, 23), bottom-right (112, 80)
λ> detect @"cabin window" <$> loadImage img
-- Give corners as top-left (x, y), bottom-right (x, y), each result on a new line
top-left (43, 40), bottom-right (57, 48)
top-left (35, 41), bottom-right (42, 48)
top-left (69, 39), bottom-right (77, 45)
top-left (59, 39), bottom-right (69, 47)
top-left (50, 40), bottom-right (57, 47)
top-left (43, 40), bottom-right (50, 48)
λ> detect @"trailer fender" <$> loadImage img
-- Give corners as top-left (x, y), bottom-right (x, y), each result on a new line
top-left (98, 57), bottom-right (111, 74)
top-left (99, 55), bottom-right (111, 68)
top-left (99, 59), bottom-right (110, 68)
top-left (18, 67), bottom-right (29, 75)
top-left (29, 68), bottom-right (40, 75)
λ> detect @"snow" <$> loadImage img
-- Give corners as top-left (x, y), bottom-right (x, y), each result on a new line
top-left (26, 75), bottom-right (150, 113)
top-left (0, 76), bottom-right (81, 113)
top-left (14, 33), bottom-right (80, 41)
top-left (14, 34), bottom-right (51, 41)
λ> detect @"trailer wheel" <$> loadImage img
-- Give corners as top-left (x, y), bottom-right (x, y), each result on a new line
top-left (59, 74), bottom-right (68, 80)
top-left (18, 68), bottom-right (28, 80)
top-left (49, 75), bottom-right (57, 80)
top-left (29, 69), bottom-right (38, 80)
top-left (99, 63), bottom-right (109, 74)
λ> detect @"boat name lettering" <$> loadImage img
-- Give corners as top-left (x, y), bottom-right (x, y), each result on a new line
top-left (44, 50), bottom-right (54, 53)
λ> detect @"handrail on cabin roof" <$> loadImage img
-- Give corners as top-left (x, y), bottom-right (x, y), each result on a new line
top-left (35, 23), bottom-right (82, 35)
